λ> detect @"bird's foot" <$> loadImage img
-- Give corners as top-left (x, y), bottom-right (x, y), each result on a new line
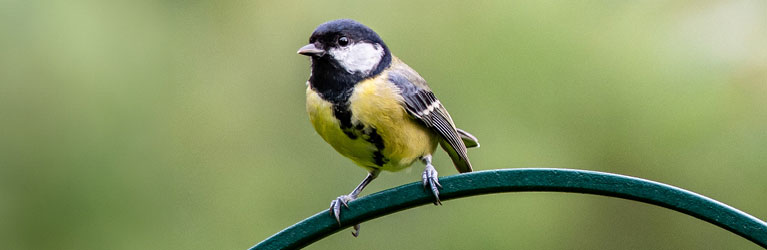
top-left (328, 171), bottom-right (379, 237)
top-left (329, 194), bottom-right (355, 224)
top-left (422, 164), bottom-right (442, 205)
top-left (351, 224), bottom-right (361, 237)
top-left (329, 195), bottom-right (363, 237)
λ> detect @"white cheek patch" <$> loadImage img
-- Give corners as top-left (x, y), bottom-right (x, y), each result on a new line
top-left (328, 43), bottom-right (384, 75)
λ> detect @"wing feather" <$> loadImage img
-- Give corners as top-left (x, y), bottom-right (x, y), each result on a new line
top-left (387, 60), bottom-right (473, 173)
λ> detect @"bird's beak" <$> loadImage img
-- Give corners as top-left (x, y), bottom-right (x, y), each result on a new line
top-left (297, 43), bottom-right (325, 57)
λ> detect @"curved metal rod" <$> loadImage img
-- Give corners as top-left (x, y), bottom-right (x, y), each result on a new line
top-left (250, 168), bottom-right (767, 249)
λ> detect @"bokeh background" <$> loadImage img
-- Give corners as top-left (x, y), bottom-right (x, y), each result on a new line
top-left (2, 0), bottom-right (766, 249)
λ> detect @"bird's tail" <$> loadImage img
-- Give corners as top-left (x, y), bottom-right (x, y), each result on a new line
top-left (440, 128), bottom-right (478, 173)
top-left (440, 141), bottom-right (472, 173)
top-left (457, 128), bottom-right (479, 148)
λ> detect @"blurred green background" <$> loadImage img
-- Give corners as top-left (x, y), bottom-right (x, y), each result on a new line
top-left (1, 0), bottom-right (766, 249)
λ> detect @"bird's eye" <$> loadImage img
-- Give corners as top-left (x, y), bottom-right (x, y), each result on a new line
top-left (338, 36), bottom-right (349, 46)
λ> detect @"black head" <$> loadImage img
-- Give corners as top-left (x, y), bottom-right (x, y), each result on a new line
top-left (298, 19), bottom-right (392, 102)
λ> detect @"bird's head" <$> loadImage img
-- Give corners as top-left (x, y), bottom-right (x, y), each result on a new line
top-left (298, 19), bottom-right (391, 79)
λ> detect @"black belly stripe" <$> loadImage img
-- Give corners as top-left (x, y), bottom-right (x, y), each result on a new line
top-left (331, 101), bottom-right (389, 167)
top-left (332, 103), bottom-right (357, 139)
top-left (366, 128), bottom-right (388, 167)
top-left (372, 151), bottom-right (386, 167)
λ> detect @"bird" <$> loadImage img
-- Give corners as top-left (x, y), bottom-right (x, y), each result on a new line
top-left (297, 19), bottom-right (479, 236)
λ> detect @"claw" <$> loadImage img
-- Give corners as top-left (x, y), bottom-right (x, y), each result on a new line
top-left (330, 195), bottom-right (354, 225)
top-left (351, 224), bottom-right (361, 237)
top-left (422, 164), bottom-right (442, 205)
top-left (330, 195), bottom-right (363, 237)
top-left (327, 171), bottom-right (379, 237)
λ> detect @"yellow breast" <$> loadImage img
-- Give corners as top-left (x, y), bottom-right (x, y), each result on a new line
top-left (305, 73), bottom-right (438, 171)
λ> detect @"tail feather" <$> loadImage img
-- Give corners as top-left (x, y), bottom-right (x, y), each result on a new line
top-left (440, 128), bottom-right (479, 173)
top-left (440, 140), bottom-right (473, 173)
top-left (457, 128), bottom-right (480, 148)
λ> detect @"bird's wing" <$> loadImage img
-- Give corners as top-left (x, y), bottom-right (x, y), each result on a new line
top-left (387, 57), bottom-right (473, 173)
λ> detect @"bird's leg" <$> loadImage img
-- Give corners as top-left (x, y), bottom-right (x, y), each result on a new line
top-left (421, 155), bottom-right (442, 205)
top-left (330, 169), bottom-right (379, 237)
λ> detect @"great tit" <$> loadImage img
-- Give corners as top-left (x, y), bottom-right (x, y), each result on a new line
top-left (297, 19), bottom-right (479, 236)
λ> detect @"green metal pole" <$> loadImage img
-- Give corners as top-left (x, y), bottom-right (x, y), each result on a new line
top-left (250, 168), bottom-right (767, 249)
